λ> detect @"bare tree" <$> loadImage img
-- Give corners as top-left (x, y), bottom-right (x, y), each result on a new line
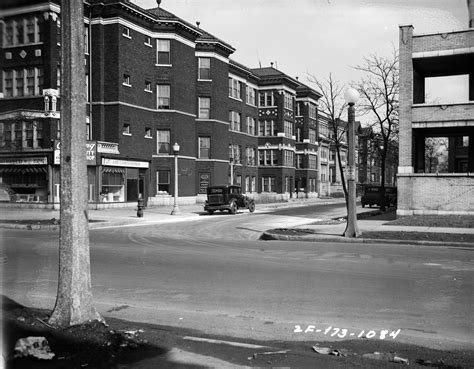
top-left (307, 73), bottom-right (349, 207)
top-left (353, 51), bottom-right (399, 210)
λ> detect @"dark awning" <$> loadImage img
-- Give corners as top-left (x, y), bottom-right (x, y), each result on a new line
top-left (102, 167), bottom-right (125, 174)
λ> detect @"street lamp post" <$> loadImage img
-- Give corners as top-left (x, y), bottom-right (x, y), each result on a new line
top-left (229, 156), bottom-right (234, 185)
top-left (343, 88), bottom-right (361, 238)
top-left (171, 142), bottom-right (180, 215)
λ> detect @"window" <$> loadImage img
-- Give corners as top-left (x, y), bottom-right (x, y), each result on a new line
top-left (246, 147), bottom-right (256, 166)
top-left (0, 120), bottom-right (44, 149)
top-left (284, 150), bottom-right (294, 167)
top-left (258, 120), bottom-right (275, 136)
top-left (145, 36), bottom-right (152, 46)
top-left (284, 120), bottom-right (293, 138)
top-left (259, 149), bottom-right (277, 166)
top-left (246, 116), bottom-right (256, 135)
top-left (309, 129), bottom-right (316, 143)
top-left (157, 84), bottom-right (170, 109)
top-left (157, 130), bottom-right (170, 153)
top-left (284, 91), bottom-right (293, 110)
top-left (259, 91), bottom-right (274, 107)
top-left (229, 111), bottom-right (241, 132)
top-left (3, 17), bottom-right (41, 46)
top-left (123, 74), bottom-right (131, 86)
top-left (229, 144), bottom-right (241, 164)
top-left (198, 97), bottom-right (210, 119)
top-left (296, 102), bottom-right (302, 116)
top-left (296, 154), bottom-right (303, 168)
top-left (145, 127), bottom-right (152, 138)
top-left (296, 127), bottom-right (302, 142)
top-left (262, 177), bottom-right (276, 192)
top-left (122, 26), bottom-right (130, 38)
top-left (199, 137), bottom-right (210, 158)
top-left (228, 77), bottom-right (241, 99)
top-left (157, 39), bottom-right (170, 64)
top-left (122, 123), bottom-right (131, 135)
top-left (309, 155), bottom-right (317, 169)
top-left (309, 103), bottom-right (317, 119)
top-left (246, 86), bottom-right (257, 105)
top-left (84, 25), bottom-right (89, 53)
top-left (3, 68), bottom-right (43, 97)
top-left (145, 81), bottom-right (152, 92)
top-left (157, 171), bottom-right (170, 193)
top-left (198, 57), bottom-right (211, 80)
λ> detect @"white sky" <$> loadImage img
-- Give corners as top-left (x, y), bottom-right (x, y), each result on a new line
top-left (134, 0), bottom-right (469, 104)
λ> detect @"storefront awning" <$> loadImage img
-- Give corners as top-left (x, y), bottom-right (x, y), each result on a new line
top-left (102, 167), bottom-right (125, 174)
top-left (0, 166), bottom-right (47, 174)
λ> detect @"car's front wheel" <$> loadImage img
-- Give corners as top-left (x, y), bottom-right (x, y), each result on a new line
top-left (248, 201), bottom-right (255, 213)
top-left (229, 200), bottom-right (237, 214)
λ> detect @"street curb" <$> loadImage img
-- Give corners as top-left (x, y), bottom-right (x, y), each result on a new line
top-left (260, 231), bottom-right (474, 248)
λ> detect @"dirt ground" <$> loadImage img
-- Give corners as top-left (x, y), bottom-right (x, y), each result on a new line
top-left (3, 296), bottom-right (474, 369)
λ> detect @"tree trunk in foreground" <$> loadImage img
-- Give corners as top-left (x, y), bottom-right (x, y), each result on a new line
top-left (49, 1), bottom-right (101, 327)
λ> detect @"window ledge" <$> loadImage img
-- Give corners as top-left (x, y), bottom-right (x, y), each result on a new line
top-left (198, 79), bottom-right (212, 82)
top-left (122, 83), bottom-right (132, 87)
top-left (229, 96), bottom-right (243, 102)
top-left (122, 34), bottom-right (132, 39)
top-left (122, 132), bottom-right (132, 136)
top-left (144, 43), bottom-right (152, 47)
top-left (144, 136), bottom-right (153, 139)
top-left (155, 64), bottom-right (172, 67)
top-left (144, 89), bottom-right (153, 93)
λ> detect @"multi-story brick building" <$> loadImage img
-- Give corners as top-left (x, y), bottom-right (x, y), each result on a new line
top-left (398, 0), bottom-right (474, 215)
top-left (0, 0), bottom-right (329, 207)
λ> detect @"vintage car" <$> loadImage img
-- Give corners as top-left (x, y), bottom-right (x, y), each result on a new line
top-left (204, 185), bottom-right (255, 215)
top-left (361, 185), bottom-right (397, 208)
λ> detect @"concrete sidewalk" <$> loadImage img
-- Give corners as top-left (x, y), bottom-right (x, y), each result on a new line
top-left (261, 216), bottom-right (474, 247)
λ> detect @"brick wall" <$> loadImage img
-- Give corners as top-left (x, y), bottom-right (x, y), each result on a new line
top-left (397, 174), bottom-right (474, 215)
top-left (412, 103), bottom-right (474, 124)
top-left (413, 29), bottom-right (474, 53)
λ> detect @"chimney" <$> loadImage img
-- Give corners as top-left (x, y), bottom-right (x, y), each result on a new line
top-left (270, 62), bottom-right (274, 67)
top-left (157, 0), bottom-right (161, 8)
top-left (196, 21), bottom-right (200, 28)
top-left (469, 0), bottom-right (474, 27)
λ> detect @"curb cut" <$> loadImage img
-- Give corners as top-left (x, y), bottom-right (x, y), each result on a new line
top-left (260, 231), bottom-right (474, 248)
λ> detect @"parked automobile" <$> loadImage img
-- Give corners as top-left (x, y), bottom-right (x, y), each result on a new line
top-left (204, 185), bottom-right (255, 215)
top-left (361, 185), bottom-right (397, 208)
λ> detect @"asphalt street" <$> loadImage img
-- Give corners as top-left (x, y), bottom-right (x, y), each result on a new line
top-left (1, 202), bottom-right (473, 352)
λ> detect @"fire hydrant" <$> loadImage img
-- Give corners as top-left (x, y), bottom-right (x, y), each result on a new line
top-left (137, 198), bottom-right (144, 217)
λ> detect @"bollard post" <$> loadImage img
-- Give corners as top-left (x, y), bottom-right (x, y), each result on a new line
top-left (137, 198), bottom-right (144, 217)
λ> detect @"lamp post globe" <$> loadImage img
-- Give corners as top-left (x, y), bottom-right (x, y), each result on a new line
top-left (344, 88), bottom-right (360, 105)
top-left (171, 142), bottom-right (181, 215)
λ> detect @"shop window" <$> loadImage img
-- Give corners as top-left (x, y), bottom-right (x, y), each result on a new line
top-left (157, 170), bottom-right (170, 193)
top-left (101, 169), bottom-right (125, 202)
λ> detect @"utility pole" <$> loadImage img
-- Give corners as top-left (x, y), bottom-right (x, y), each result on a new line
top-left (49, 1), bottom-right (101, 327)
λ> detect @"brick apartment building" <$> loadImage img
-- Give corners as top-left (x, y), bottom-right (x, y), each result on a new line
top-left (0, 0), bottom-right (350, 208)
top-left (398, 0), bottom-right (474, 215)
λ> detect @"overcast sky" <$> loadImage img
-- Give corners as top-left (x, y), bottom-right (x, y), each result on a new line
top-left (134, 0), bottom-right (469, 104)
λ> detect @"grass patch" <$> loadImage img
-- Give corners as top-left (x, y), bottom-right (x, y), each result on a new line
top-left (385, 215), bottom-right (474, 228)
top-left (362, 231), bottom-right (474, 244)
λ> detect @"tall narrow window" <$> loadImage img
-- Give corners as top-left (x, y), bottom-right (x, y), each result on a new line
top-left (198, 57), bottom-right (211, 80)
top-left (199, 137), bottom-right (210, 158)
top-left (4, 70), bottom-right (13, 97)
top-left (198, 97), bottom-right (210, 119)
top-left (84, 25), bottom-right (89, 54)
top-left (229, 111), bottom-right (241, 132)
top-left (157, 39), bottom-right (170, 64)
top-left (157, 84), bottom-right (170, 109)
top-left (15, 69), bottom-right (24, 97)
top-left (157, 130), bottom-right (170, 154)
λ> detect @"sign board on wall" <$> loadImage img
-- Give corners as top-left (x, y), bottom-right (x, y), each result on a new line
top-left (199, 172), bottom-right (210, 194)
top-left (0, 157), bottom-right (47, 165)
top-left (102, 158), bottom-right (149, 168)
top-left (53, 140), bottom-right (97, 165)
